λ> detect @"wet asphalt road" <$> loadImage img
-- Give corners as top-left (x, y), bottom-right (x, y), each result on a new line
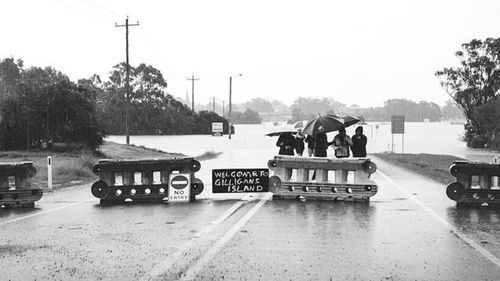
top-left (1, 143), bottom-right (500, 280)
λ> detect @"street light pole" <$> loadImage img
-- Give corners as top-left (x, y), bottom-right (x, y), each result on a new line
top-left (228, 74), bottom-right (242, 139)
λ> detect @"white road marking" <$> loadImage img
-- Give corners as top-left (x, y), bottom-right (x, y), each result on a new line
top-left (0, 200), bottom-right (92, 227)
top-left (378, 170), bottom-right (500, 268)
top-left (146, 195), bottom-right (254, 280)
top-left (179, 193), bottom-right (271, 281)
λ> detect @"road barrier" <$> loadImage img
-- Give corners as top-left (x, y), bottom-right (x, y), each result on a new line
top-left (267, 156), bottom-right (378, 201)
top-left (0, 161), bottom-right (42, 208)
top-left (91, 158), bottom-right (204, 204)
top-left (446, 161), bottom-right (500, 208)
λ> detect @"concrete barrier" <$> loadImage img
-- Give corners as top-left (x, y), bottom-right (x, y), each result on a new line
top-left (0, 161), bottom-right (42, 208)
top-left (91, 158), bottom-right (204, 205)
top-left (267, 155), bottom-right (378, 201)
top-left (447, 161), bottom-right (500, 208)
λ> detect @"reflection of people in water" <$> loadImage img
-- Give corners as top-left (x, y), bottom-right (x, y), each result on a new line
top-left (294, 129), bottom-right (305, 156)
top-left (351, 126), bottom-right (367, 157)
top-left (276, 132), bottom-right (295, 155)
top-left (314, 126), bottom-right (328, 157)
top-left (332, 127), bottom-right (353, 158)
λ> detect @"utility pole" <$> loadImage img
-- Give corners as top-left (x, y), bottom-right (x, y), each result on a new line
top-left (222, 100), bottom-right (225, 117)
top-left (213, 97), bottom-right (215, 112)
top-left (116, 16), bottom-right (139, 145)
top-left (186, 74), bottom-right (199, 111)
top-left (228, 74), bottom-right (242, 139)
top-left (229, 77), bottom-right (232, 139)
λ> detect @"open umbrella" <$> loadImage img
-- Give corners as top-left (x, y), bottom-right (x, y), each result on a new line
top-left (266, 127), bottom-right (297, 137)
top-left (302, 114), bottom-right (359, 136)
top-left (293, 120), bottom-right (308, 129)
top-left (265, 127), bottom-right (298, 137)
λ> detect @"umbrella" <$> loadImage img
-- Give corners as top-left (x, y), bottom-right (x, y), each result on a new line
top-left (293, 120), bottom-right (308, 129)
top-left (265, 127), bottom-right (298, 137)
top-left (302, 114), bottom-right (359, 136)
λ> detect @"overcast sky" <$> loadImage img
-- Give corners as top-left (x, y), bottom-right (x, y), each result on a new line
top-left (1, 0), bottom-right (499, 107)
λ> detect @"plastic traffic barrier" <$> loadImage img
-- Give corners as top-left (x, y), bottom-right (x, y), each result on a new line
top-left (446, 160), bottom-right (500, 208)
top-left (0, 161), bottom-right (42, 208)
top-left (267, 155), bottom-right (378, 201)
top-left (91, 158), bottom-right (204, 205)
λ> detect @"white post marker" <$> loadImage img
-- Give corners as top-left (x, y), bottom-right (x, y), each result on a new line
top-left (47, 156), bottom-right (52, 191)
top-left (168, 174), bottom-right (191, 202)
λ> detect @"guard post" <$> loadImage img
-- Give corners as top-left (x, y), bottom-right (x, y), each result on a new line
top-left (268, 155), bottom-right (378, 201)
top-left (446, 160), bottom-right (500, 208)
top-left (0, 161), bottom-right (42, 208)
top-left (91, 158), bottom-right (204, 205)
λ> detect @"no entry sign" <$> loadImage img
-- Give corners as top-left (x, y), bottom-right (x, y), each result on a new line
top-left (168, 174), bottom-right (191, 202)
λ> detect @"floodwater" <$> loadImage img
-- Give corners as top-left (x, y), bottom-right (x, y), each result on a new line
top-left (107, 121), bottom-right (500, 162)
top-left (2, 121), bottom-right (500, 280)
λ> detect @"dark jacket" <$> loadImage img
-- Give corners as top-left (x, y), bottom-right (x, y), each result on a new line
top-left (276, 133), bottom-right (295, 155)
top-left (314, 132), bottom-right (328, 157)
top-left (351, 134), bottom-right (367, 157)
top-left (295, 134), bottom-right (305, 154)
top-left (305, 135), bottom-right (314, 149)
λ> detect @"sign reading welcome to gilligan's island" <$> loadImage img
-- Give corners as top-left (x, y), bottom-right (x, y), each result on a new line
top-left (212, 169), bottom-right (269, 193)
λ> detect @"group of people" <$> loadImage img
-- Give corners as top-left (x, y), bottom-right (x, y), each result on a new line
top-left (276, 125), bottom-right (367, 158)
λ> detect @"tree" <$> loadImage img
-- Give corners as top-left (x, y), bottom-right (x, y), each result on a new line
top-left (436, 38), bottom-right (500, 147)
top-left (97, 62), bottom-right (232, 135)
top-left (242, 98), bottom-right (274, 113)
top-left (232, 108), bottom-right (262, 124)
top-left (441, 100), bottom-right (464, 120)
top-left (0, 61), bottom-right (103, 150)
top-left (291, 97), bottom-right (345, 116)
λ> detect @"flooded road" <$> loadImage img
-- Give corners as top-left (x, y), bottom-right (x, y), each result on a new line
top-left (1, 123), bottom-right (500, 280)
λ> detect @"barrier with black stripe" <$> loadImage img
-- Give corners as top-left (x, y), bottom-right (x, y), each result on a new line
top-left (91, 158), bottom-right (204, 204)
top-left (446, 161), bottom-right (500, 208)
top-left (267, 156), bottom-right (378, 201)
top-left (0, 161), bottom-right (42, 208)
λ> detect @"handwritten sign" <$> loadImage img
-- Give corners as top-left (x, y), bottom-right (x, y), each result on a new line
top-left (212, 169), bottom-right (269, 193)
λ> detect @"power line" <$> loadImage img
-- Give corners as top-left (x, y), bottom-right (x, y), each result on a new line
top-left (116, 16), bottom-right (139, 145)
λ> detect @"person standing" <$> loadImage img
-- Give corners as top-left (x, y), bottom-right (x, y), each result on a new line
top-left (332, 127), bottom-right (353, 158)
top-left (276, 132), bottom-right (295, 155)
top-left (305, 135), bottom-right (314, 156)
top-left (351, 126), bottom-right (367, 157)
top-left (294, 129), bottom-right (305, 156)
top-left (314, 126), bottom-right (329, 157)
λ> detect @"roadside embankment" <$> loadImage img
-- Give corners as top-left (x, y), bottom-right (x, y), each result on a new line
top-left (373, 153), bottom-right (466, 185)
top-left (0, 141), bottom-right (220, 190)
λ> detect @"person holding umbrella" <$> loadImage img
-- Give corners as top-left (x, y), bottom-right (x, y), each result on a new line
top-left (332, 126), bottom-right (353, 158)
top-left (294, 128), bottom-right (305, 156)
top-left (313, 125), bottom-right (329, 157)
top-left (276, 132), bottom-right (295, 155)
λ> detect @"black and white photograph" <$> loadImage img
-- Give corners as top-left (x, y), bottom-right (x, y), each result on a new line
top-left (1, 0), bottom-right (500, 280)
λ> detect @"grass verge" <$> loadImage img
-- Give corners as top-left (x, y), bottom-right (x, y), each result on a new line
top-left (373, 152), bottom-right (466, 185)
top-left (1, 141), bottom-right (218, 190)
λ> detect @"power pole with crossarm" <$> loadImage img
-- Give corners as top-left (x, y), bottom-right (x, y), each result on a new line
top-left (115, 16), bottom-right (139, 145)
top-left (186, 74), bottom-right (200, 111)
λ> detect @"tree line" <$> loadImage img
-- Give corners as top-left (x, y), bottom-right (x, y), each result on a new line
top-left (0, 58), bottom-right (230, 150)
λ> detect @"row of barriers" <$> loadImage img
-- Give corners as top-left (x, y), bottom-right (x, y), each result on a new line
top-left (4, 156), bottom-right (500, 208)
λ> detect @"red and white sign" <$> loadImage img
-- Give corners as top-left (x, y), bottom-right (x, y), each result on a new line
top-left (168, 174), bottom-right (191, 202)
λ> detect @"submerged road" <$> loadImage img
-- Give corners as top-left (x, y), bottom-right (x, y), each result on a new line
top-left (1, 135), bottom-right (500, 280)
